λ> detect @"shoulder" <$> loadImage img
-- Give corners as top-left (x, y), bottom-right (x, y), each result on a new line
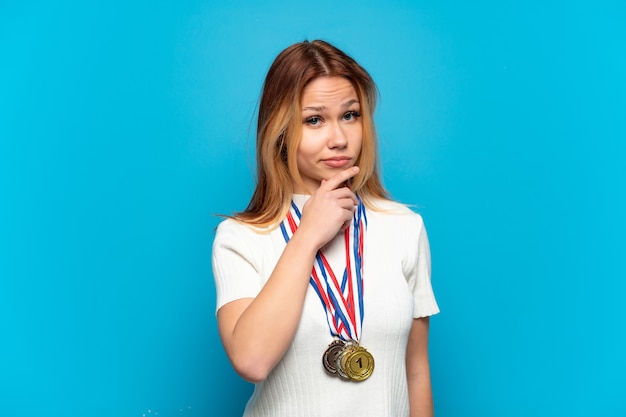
top-left (367, 198), bottom-right (426, 229)
top-left (212, 218), bottom-right (280, 274)
top-left (213, 218), bottom-right (275, 248)
top-left (214, 218), bottom-right (248, 242)
top-left (215, 217), bottom-right (249, 235)
top-left (215, 217), bottom-right (273, 237)
top-left (366, 199), bottom-right (428, 251)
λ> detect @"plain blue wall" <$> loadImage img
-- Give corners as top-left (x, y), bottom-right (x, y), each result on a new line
top-left (1, 1), bottom-right (625, 416)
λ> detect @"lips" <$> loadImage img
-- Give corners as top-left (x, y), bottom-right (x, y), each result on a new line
top-left (322, 157), bottom-right (352, 168)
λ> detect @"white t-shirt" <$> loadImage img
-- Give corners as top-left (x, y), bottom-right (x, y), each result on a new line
top-left (212, 196), bottom-right (439, 417)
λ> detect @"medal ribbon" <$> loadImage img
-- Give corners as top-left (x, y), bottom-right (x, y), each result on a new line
top-left (280, 195), bottom-right (367, 342)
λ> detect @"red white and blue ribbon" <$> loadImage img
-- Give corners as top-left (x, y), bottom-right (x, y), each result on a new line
top-left (280, 195), bottom-right (367, 342)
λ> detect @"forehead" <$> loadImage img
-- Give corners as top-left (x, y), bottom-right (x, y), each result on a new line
top-left (301, 77), bottom-right (358, 106)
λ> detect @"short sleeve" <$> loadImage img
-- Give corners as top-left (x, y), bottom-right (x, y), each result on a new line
top-left (403, 214), bottom-right (440, 318)
top-left (212, 219), bottom-right (264, 314)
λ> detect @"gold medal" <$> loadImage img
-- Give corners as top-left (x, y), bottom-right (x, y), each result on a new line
top-left (344, 346), bottom-right (375, 381)
top-left (322, 340), bottom-right (345, 375)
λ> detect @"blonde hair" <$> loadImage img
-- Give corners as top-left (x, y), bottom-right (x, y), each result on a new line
top-left (236, 40), bottom-right (388, 226)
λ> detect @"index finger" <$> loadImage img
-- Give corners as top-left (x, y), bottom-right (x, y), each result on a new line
top-left (320, 166), bottom-right (360, 191)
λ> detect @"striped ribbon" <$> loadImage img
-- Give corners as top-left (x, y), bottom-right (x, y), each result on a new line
top-left (280, 196), bottom-right (367, 342)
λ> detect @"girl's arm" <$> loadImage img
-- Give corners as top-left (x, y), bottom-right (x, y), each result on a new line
top-left (407, 316), bottom-right (434, 417)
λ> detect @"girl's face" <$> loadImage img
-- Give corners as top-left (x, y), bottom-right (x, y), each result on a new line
top-left (295, 76), bottom-right (363, 194)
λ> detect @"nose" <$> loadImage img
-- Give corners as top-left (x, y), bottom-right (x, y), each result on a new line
top-left (328, 122), bottom-right (348, 149)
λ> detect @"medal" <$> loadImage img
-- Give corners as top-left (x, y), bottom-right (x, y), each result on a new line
top-left (281, 195), bottom-right (375, 382)
top-left (322, 340), bottom-right (345, 375)
top-left (333, 342), bottom-right (374, 382)
top-left (336, 342), bottom-right (356, 381)
top-left (344, 345), bottom-right (375, 381)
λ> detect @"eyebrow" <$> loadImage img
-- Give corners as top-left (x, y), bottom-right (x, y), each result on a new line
top-left (302, 99), bottom-right (360, 112)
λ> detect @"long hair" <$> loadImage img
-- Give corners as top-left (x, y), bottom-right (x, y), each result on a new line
top-left (236, 40), bottom-right (388, 226)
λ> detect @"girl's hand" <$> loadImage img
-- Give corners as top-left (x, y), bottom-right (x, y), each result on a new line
top-left (297, 166), bottom-right (360, 250)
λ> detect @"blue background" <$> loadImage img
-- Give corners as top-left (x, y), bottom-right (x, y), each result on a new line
top-left (1, 1), bottom-right (625, 416)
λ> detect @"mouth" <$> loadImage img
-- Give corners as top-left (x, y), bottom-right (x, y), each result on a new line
top-left (322, 157), bottom-right (352, 168)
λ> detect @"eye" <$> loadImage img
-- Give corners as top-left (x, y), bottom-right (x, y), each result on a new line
top-left (305, 116), bottom-right (323, 126)
top-left (343, 111), bottom-right (362, 121)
